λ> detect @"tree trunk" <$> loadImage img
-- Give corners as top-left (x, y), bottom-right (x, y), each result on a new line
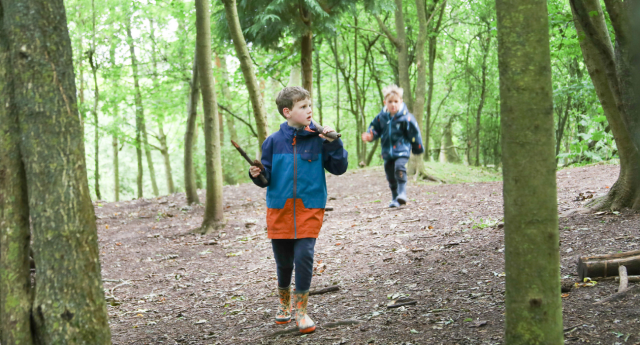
top-left (196, 0), bottom-right (225, 233)
top-left (570, 0), bottom-right (640, 210)
top-left (215, 53), bottom-right (238, 142)
top-left (126, 18), bottom-right (145, 199)
top-left (1, 0), bottom-right (111, 341)
top-left (158, 121), bottom-right (175, 194)
top-left (0, 19), bottom-right (33, 343)
top-left (113, 134), bottom-right (119, 201)
top-left (334, 36), bottom-right (340, 133)
top-left (89, 0), bottom-right (101, 200)
top-left (142, 121), bottom-right (159, 197)
top-left (474, 37), bottom-right (490, 166)
top-left (393, 0), bottom-right (412, 111)
top-left (425, 5), bottom-right (446, 160)
top-left (185, 53), bottom-right (200, 205)
top-left (439, 117), bottom-right (461, 163)
top-left (496, 0), bottom-right (563, 342)
top-left (299, 3), bottom-right (313, 96)
top-left (149, 18), bottom-right (174, 195)
top-left (315, 37), bottom-right (323, 124)
top-left (221, 0), bottom-right (269, 148)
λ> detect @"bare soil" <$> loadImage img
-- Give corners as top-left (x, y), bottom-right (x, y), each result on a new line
top-left (97, 163), bottom-right (640, 345)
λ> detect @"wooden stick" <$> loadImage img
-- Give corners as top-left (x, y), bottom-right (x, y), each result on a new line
top-left (309, 285), bottom-right (339, 296)
top-left (615, 275), bottom-right (640, 282)
top-left (311, 119), bottom-right (341, 140)
top-left (387, 300), bottom-right (417, 308)
top-left (618, 265), bottom-right (628, 292)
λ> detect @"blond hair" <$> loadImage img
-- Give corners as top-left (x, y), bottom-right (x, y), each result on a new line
top-left (382, 84), bottom-right (404, 100)
top-left (275, 86), bottom-right (310, 117)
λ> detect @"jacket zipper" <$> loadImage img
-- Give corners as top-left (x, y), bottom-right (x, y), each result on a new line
top-left (293, 132), bottom-right (297, 239)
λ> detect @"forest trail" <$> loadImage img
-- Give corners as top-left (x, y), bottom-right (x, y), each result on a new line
top-left (97, 163), bottom-right (639, 345)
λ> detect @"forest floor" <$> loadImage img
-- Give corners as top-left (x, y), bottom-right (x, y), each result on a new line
top-left (97, 162), bottom-right (640, 345)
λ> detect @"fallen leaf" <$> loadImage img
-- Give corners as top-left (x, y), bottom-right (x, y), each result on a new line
top-left (105, 225), bottom-right (109, 229)
top-left (116, 242), bottom-right (122, 246)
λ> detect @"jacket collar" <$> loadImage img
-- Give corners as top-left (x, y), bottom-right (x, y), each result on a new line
top-left (279, 121), bottom-right (320, 139)
top-left (381, 102), bottom-right (408, 121)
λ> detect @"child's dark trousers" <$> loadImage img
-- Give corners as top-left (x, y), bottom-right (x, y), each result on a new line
top-left (384, 157), bottom-right (409, 191)
top-left (271, 238), bottom-right (316, 292)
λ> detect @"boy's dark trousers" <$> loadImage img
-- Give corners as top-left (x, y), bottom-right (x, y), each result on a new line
top-left (384, 157), bottom-right (409, 194)
top-left (271, 238), bottom-right (316, 292)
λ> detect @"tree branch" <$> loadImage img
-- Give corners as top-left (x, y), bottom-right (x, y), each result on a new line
top-left (374, 15), bottom-right (399, 47)
top-left (602, 0), bottom-right (626, 45)
top-left (217, 103), bottom-right (258, 138)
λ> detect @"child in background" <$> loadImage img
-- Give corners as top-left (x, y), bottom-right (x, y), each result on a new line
top-left (250, 86), bottom-right (348, 333)
top-left (362, 85), bottom-right (424, 207)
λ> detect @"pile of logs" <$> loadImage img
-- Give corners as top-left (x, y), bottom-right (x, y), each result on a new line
top-left (578, 250), bottom-right (640, 301)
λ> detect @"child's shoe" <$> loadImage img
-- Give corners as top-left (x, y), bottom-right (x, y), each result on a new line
top-left (293, 290), bottom-right (316, 333)
top-left (275, 285), bottom-right (292, 324)
top-left (389, 189), bottom-right (400, 208)
top-left (397, 182), bottom-right (407, 205)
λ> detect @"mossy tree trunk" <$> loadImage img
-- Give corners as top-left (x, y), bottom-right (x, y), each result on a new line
top-left (185, 53), bottom-right (200, 205)
top-left (0, 0), bottom-right (111, 342)
top-left (570, 0), bottom-right (640, 210)
top-left (496, 0), bottom-right (563, 343)
top-left (0, 8), bottom-right (33, 343)
top-left (126, 17), bottom-right (145, 199)
top-left (221, 0), bottom-right (269, 149)
top-left (196, 0), bottom-right (225, 233)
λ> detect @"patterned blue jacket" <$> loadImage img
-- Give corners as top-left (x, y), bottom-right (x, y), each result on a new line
top-left (251, 121), bottom-right (348, 239)
top-left (367, 103), bottom-right (424, 160)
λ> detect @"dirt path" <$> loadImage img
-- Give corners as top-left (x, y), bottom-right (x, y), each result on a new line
top-left (97, 163), bottom-right (639, 345)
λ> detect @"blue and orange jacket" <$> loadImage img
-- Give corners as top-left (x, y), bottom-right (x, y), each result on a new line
top-left (250, 122), bottom-right (348, 239)
top-left (367, 103), bottom-right (424, 160)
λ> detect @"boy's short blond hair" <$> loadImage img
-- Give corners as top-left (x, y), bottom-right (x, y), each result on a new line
top-left (275, 86), bottom-right (310, 118)
top-left (382, 84), bottom-right (404, 100)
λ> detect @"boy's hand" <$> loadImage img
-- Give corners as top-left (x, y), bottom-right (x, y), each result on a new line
top-left (361, 131), bottom-right (373, 142)
top-left (249, 166), bottom-right (262, 178)
top-left (319, 126), bottom-right (336, 142)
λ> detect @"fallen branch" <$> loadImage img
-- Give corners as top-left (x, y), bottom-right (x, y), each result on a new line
top-left (618, 265), bottom-right (628, 292)
top-left (594, 285), bottom-right (640, 305)
top-left (615, 275), bottom-right (640, 282)
top-left (387, 300), bottom-right (417, 308)
top-left (309, 286), bottom-right (340, 296)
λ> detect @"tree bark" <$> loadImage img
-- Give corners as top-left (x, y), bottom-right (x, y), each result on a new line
top-left (113, 134), bottom-right (119, 201)
top-left (126, 17), bottom-right (145, 199)
top-left (301, 31), bottom-right (313, 96)
top-left (185, 53), bottom-right (200, 205)
top-left (334, 36), bottom-right (340, 133)
top-left (570, 0), bottom-right (640, 210)
top-left (89, 0), bottom-right (101, 200)
top-left (196, 0), bottom-right (225, 233)
top-left (315, 37), bottom-right (323, 124)
top-left (1, 0), bottom-right (111, 341)
top-left (474, 33), bottom-right (491, 166)
top-left (142, 121), bottom-right (159, 196)
top-left (215, 53), bottom-right (238, 143)
top-left (439, 117), bottom-right (461, 163)
top-left (496, 0), bottom-right (563, 342)
top-left (425, 4), bottom-right (446, 160)
top-left (149, 18), bottom-right (175, 195)
top-left (0, 14), bottom-right (33, 343)
top-left (221, 0), bottom-right (269, 149)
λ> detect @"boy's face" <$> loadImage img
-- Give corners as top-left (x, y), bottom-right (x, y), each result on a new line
top-left (384, 94), bottom-right (403, 115)
top-left (284, 98), bottom-right (313, 127)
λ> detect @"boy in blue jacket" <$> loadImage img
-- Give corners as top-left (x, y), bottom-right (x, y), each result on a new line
top-left (362, 85), bottom-right (424, 207)
top-left (249, 86), bottom-right (348, 333)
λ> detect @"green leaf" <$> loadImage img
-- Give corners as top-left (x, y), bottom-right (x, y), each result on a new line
top-left (464, 318), bottom-right (473, 322)
top-left (588, 10), bottom-right (599, 17)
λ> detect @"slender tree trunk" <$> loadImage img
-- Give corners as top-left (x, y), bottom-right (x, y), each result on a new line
top-left (425, 3), bottom-right (446, 160)
top-left (215, 53), bottom-right (238, 142)
top-left (300, 11), bottom-right (313, 96)
top-left (142, 122), bottom-right (159, 196)
top-left (0, 17), bottom-right (33, 343)
top-left (196, 0), bottom-right (225, 232)
top-left (113, 134), bottom-right (119, 201)
top-left (126, 18), bottom-right (145, 199)
top-left (496, 0), bottom-right (563, 342)
top-left (393, 0), bottom-right (413, 111)
top-left (221, 0), bottom-right (269, 148)
top-left (185, 53), bottom-right (200, 205)
top-left (353, 19), bottom-right (366, 165)
top-left (475, 38), bottom-right (490, 166)
top-left (1, 0), bottom-right (111, 341)
top-left (570, 0), bottom-right (640, 210)
top-left (335, 36), bottom-right (341, 133)
top-left (315, 38), bottom-right (323, 124)
top-left (89, 0), bottom-right (101, 200)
